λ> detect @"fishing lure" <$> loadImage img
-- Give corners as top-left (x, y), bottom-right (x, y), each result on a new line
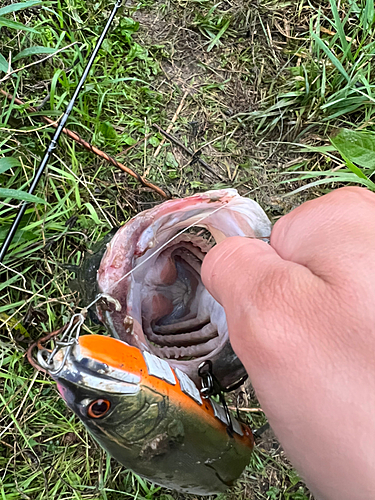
top-left (44, 334), bottom-right (254, 495)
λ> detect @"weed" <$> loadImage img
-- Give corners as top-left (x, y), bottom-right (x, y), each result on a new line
top-left (2, 0), bottom-right (371, 499)
top-left (250, 0), bottom-right (375, 134)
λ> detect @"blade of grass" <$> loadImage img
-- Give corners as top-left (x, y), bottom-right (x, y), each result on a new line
top-left (0, 17), bottom-right (39, 33)
top-left (0, 188), bottom-right (47, 204)
top-left (207, 19), bottom-right (230, 52)
top-left (0, 0), bottom-right (41, 16)
top-left (329, 0), bottom-right (349, 55)
top-left (12, 46), bottom-right (57, 62)
top-left (311, 32), bottom-right (350, 82)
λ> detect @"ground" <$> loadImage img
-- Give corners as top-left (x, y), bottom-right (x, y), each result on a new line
top-left (1, 0), bottom-right (375, 499)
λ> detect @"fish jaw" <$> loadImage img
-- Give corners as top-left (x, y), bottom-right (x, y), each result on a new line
top-left (96, 189), bottom-right (271, 386)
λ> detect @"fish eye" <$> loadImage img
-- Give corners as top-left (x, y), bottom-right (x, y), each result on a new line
top-left (87, 399), bottom-right (111, 418)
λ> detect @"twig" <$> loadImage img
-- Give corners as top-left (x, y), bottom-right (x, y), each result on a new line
top-left (153, 90), bottom-right (189, 160)
top-left (152, 123), bottom-right (224, 181)
top-left (0, 89), bottom-right (169, 199)
top-left (228, 406), bottom-right (264, 413)
top-left (26, 327), bottom-right (65, 373)
top-left (0, 42), bottom-right (78, 83)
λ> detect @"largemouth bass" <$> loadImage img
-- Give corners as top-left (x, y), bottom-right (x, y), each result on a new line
top-left (39, 189), bottom-right (271, 495)
top-left (95, 188), bottom-right (271, 388)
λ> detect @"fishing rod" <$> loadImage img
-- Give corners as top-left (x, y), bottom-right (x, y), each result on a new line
top-left (0, 0), bottom-right (123, 264)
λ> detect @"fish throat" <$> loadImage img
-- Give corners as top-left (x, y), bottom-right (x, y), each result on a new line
top-left (141, 235), bottom-right (219, 360)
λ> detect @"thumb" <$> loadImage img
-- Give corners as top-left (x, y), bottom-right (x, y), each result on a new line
top-left (201, 236), bottom-right (316, 314)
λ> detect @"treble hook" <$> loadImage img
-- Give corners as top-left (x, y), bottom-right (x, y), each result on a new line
top-left (198, 360), bottom-right (235, 436)
top-left (32, 312), bottom-right (86, 375)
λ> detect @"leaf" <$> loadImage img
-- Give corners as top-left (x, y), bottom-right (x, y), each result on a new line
top-left (124, 136), bottom-right (137, 145)
top-left (99, 121), bottom-right (117, 140)
top-left (0, 0), bottom-right (41, 16)
top-left (0, 311), bottom-right (30, 335)
top-left (0, 188), bottom-right (47, 204)
top-left (0, 52), bottom-right (9, 73)
top-left (311, 32), bottom-right (350, 82)
top-left (0, 17), bottom-right (38, 33)
top-left (0, 157), bottom-right (21, 174)
top-left (283, 173), bottom-right (375, 196)
top-left (331, 129), bottom-right (375, 169)
top-left (118, 17), bottom-right (139, 34)
top-left (84, 202), bottom-right (103, 224)
top-left (329, 0), bottom-right (349, 54)
top-left (0, 300), bottom-right (24, 313)
top-left (12, 46), bottom-right (56, 61)
top-left (0, 274), bottom-right (23, 292)
top-left (343, 158), bottom-right (369, 179)
top-left (148, 136), bottom-right (160, 147)
top-left (165, 152), bottom-right (179, 168)
top-left (125, 43), bottom-right (148, 63)
top-left (361, 0), bottom-right (375, 29)
top-left (207, 19), bottom-right (230, 52)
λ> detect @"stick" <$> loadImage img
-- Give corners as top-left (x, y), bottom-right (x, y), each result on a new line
top-left (153, 90), bottom-right (189, 160)
top-left (0, 89), bottom-right (169, 199)
top-left (152, 123), bottom-right (224, 181)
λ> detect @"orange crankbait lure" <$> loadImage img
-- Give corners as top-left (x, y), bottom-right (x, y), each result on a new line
top-left (48, 335), bottom-right (254, 495)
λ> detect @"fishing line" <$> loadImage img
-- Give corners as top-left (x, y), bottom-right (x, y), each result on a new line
top-left (29, 196), bottom-right (272, 365)
top-left (32, 203), bottom-right (230, 370)
top-left (33, 198), bottom-right (270, 370)
top-left (78, 201), bottom-right (269, 311)
top-left (108, 203), bottom-right (230, 291)
top-left (73, 203), bottom-right (230, 315)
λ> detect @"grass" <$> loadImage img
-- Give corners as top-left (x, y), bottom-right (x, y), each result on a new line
top-left (1, 0), bottom-right (375, 498)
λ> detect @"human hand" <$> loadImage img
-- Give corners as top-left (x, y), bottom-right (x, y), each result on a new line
top-left (202, 187), bottom-right (375, 500)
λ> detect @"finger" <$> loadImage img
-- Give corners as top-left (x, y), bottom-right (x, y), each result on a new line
top-left (201, 236), bottom-right (319, 314)
top-left (271, 187), bottom-right (375, 280)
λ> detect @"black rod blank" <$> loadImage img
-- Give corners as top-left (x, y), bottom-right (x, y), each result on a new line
top-left (0, 0), bottom-right (122, 263)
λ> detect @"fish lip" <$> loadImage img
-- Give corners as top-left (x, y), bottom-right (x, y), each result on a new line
top-left (95, 188), bottom-right (272, 385)
top-left (96, 235), bottom-right (224, 362)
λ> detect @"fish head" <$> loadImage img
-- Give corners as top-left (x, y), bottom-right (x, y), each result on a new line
top-left (96, 189), bottom-right (272, 388)
top-left (48, 334), bottom-right (255, 495)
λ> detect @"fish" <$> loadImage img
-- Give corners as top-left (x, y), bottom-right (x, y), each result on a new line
top-left (95, 188), bottom-right (272, 388)
top-left (49, 334), bottom-right (255, 495)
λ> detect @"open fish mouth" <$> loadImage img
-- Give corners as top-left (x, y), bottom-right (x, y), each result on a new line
top-left (96, 188), bottom-right (271, 387)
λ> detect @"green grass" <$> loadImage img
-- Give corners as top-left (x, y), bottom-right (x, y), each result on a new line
top-left (1, 0), bottom-right (375, 498)
top-left (246, 0), bottom-right (375, 194)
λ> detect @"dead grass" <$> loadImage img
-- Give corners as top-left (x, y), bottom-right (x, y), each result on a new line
top-left (2, 0), bottom-right (375, 498)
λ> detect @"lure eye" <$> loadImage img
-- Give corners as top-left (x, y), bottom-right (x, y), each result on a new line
top-left (87, 399), bottom-right (111, 418)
